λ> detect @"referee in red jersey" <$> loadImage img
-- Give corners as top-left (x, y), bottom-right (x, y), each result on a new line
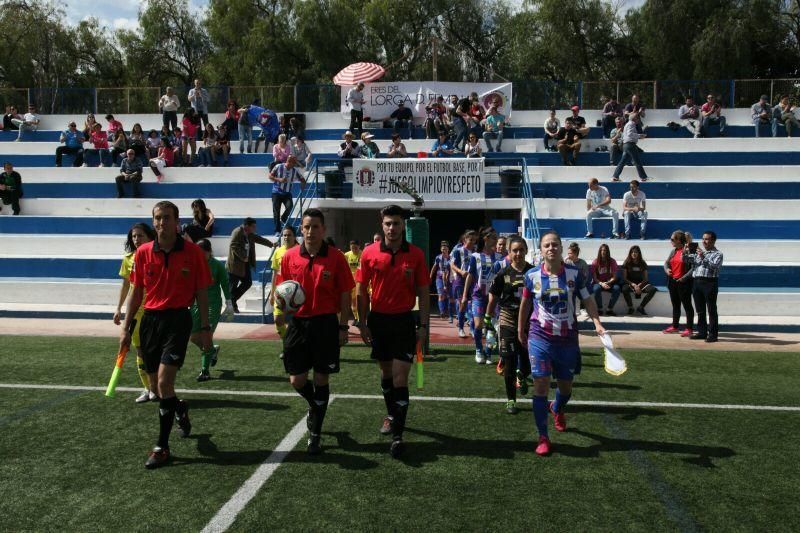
top-left (278, 208), bottom-right (353, 455)
top-left (120, 201), bottom-right (212, 469)
top-left (357, 205), bottom-right (430, 458)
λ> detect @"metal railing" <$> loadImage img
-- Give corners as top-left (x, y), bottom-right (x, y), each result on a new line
top-left (6, 79), bottom-right (800, 115)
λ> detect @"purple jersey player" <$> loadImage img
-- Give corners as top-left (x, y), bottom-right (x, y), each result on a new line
top-left (462, 228), bottom-right (499, 364)
top-left (518, 230), bottom-right (606, 457)
top-left (450, 230), bottom-right (477, 338)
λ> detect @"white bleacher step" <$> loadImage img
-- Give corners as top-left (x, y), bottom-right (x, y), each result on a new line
top-left (532, 165), bottom-right (800, 182)
top-left (0, 278), bottom-right (263, 306)
top-left (536, 198), bottom-right (800, 220)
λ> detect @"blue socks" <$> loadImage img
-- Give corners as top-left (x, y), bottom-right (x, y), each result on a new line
top-left (457, 310), bottom-right (467, 329)
top-left (473, 326), bottom-right (483, 351)
top-left (552, 389), bottom-right (571, 413)
top-left (438, 299), bottom-right (447, 316)
top-left (532, 396), bottom-right (549, 437)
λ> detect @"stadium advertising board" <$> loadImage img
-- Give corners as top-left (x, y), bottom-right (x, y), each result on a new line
top-left (351, 158), bottom-right (485, 202)
top-left (341, 81), bottom-right (513, 120)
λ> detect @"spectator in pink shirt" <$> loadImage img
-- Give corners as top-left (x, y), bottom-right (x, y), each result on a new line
top-left (85, 123), bottom-right (111, 167)
top-left (700, 94), bottom-right (727, 137)
top-left (105, 114), bottom-right (123, 139)
top-left (272, 133), bottom-right (291, 170)
top-left (591, 243), bottom-right (621, 315)
top-left (181, 110), bottom-right (199, 165)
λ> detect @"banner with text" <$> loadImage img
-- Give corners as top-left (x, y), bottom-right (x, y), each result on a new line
top-left (351, 158), bottom-right (485, 202)
top-left (341, 81), bottom-right (512, 121)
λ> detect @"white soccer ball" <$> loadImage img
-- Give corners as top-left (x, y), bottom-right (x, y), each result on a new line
top-left (274, 280), bottom-right (306, 313)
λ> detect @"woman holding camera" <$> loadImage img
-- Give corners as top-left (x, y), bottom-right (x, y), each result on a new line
top-left (663, 230), bottom-right (694, 336)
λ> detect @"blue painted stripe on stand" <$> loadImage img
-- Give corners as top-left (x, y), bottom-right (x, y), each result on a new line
top-left (542, 218), bottom-right (800, 240)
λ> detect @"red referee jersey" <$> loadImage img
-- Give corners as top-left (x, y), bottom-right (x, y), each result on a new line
top-left (132, 236), bottom-right (212, 310)
top-left (357, 240), bottom-right (428, 314)
top-left (279, 241), bottom-right (354, 318)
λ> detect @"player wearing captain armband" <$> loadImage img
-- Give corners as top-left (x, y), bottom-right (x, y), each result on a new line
top-left (278, 209), bottom-right (353, 455)
top-left (192, 239), bottom-right (235, 382)
top-left (518, 230), bottom-right (606, 457)
top-left (429, 240), bottom-right (454, 322)
top-left (450, 230), bottom-right (477, 338)
top-left (462, 228), bottom-right (500, 365)
top-left (487, 236), bottom-right (534, 415)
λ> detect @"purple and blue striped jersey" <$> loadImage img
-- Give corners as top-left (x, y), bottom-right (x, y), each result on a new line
top-left (523, 263), bottom-right (590, 344)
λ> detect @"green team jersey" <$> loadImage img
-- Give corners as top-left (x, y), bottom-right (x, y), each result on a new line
top-left (207, 256), bottom-right (231, 307)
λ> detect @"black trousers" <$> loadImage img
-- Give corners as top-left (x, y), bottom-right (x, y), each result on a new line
top-left (162, 110), bottom-right (178, 130)
top-left (229, 268), bottom-right (252, 305)
top-left (692, 278), bottom-right (719, 337)
top-left (349, 109), bottom-right (363, 138)
top-left (271, 193), bottom-right (293, 233)
top-left (55, 146), bottom-right (84, 167)
top-left (667, 278), bottom-right (694, 329)
top-left (115, 173), bottom-right (142, 197)
top-left (0, 190), bottom-right (20, 214)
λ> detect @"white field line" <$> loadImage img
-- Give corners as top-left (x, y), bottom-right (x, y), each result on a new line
top-left (1, 383), bottom-right (799, 412)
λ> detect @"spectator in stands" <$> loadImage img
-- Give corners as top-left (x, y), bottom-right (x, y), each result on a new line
top-left (569, 105), bottom-right (590, 138)
top-left (751, 95), bottom-right (774, 137)
top-left (146, 129), bottom-right (162, 159)
top-left (387, 133), bottom-right (409, 158)
top-left (85, 123), bottom-right (111, 167)
top-left (55, 121), bottom-right (85, 167)
top-left (115, 149), bottom-right (143, 198)
top-left (149, 138), bottom-right (174, 182)
top-left (585, 178), bottom-right (619, 238)
top-left (347, 82), bottom-right (366, 138)
top-left (772, 94), bottom-right (799, 137)
top-left (110, 129), bottom-right (128, 166)
top-left (468, 92), bottom-right (486, 139)
top-left (269, 155), bottom-right (306, 234)
top-left (128, 123), bottom-right (148, 165)
top-left (188, 78), bottom-right (210, 134)
top-left (700, 94), bottom-right (727, 137)
top-left (609, 116), bottom-right (624, 165)
top-left (624, 94), bottom-right (646, 131)
top-left (424, 95), bottom-right (448, 138)
top-left (11, 104), bottom-right (39, 141)
top-left (687, 230), bottom-right (723, 342)
top-left (226, 217), bottom-right (275, 313)
top-left (389, 102), bottom-right (414, 139)
top-left (237, 103), bottom-right (253, 153)
top-left (182, 199), bottom-right (215, 242)
top-left (181, 110), bottom-right (199, 165)
top-left (679, 96), bottom-right (702, 138)
top-left (272, 133), bottom-right (292, 168)
top-left (622, 179), bottom-right (647, 239)
top-left (565, 242), bottom-right (590, 315)
top-left (663, 229), bottom-right (694, 336)
top-left (621, 245), bottom-right (657, 315)
top-left (216, 124), bottom-right (231, 166)
top-left (337, 130), bottom-right (360, 159)
top-left (290, 117), bottom-right (304, 139)
top-left (612, 113), bottom-right (649, 182)
top-left (158, 87), bottom-right (180, 131)
top-left (542, 108), bottom-right (560, 152)
top-left (222, 100), bottom-right (239, 134)
top-left (431, 130), bottom-right (455, 157)
top-left (452, 98), bottom-right (471, 151)
top-left (82, 113), bottom-right (98, 140)
top-left (360, 132), bottom-right (380, 159)
top-left (601, 96), bottom-right (624, 138)
top-left (591, 243), bottom-right (621, 315)
top-left (105, 114), bottom-right (123, 139)
top-left (3, 105), bottom-right (20, 131)
top-left (291, 135), bottom-right (312, 168)
top-left (198, 124), bottom-right (218, 167)
top-left (482, 105), bottom-right (505, 152)
top-left (556, 118), bottom-right (582, 165)
top-left (464, 132), bottom-right (482, 158)
top-left (0, 162), bottom-right (22, 215)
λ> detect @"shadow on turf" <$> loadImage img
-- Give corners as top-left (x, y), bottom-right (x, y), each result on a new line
top-left (188, 398), bottom-right (290, 412)
top-left (714, 333), bottom-right (798, 346)
top-left (216, 369), bottom-right (287, 382)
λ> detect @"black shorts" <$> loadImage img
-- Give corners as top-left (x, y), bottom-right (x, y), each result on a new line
top-left (139, 308), bottom-right (193, 373)
top-left (499, 325), bottom-right (531, 375)
top-left (283, 314), bottom-right (341, 375)
top-left (367, 311), bottom-right (416, 363)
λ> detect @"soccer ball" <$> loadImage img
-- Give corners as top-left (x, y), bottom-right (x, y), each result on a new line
top-left (274, 280), bottom-right (306, 313)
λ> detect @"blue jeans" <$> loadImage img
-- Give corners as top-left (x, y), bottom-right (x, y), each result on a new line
top-left (453, 118), bottom-right (467, 151)
top-left (393, 119), bottom-right (413, 139)
top-left (482, 130), bottom-right (504, 151)
top-left (700, 116), bottom-right (726, 136)
top-left (593, 283), bottom-right (621, 311)
top-left (198, 147), bottom-right (216, 166)
top-left (612, 142), bottom-right (647, 180)
top-left (753, 118), bottom-right (773, 137)
top-left (624, 210), bottom-right (647, 237)
top-left (238, 124), bottom-right (252, 153)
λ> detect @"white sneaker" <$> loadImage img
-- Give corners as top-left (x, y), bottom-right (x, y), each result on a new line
top-left (148, 391), bottom-right (158, 401)
top-left (98, 163), bottom-right (105, 167)
top-left (458, 328), bottom-right (467, 338)
top-left (135, 390), bottom-right (151, 403)
top-left (475, 350), bottom-right (485, 364)
top-left (484, 357), bottom-right (493, 365)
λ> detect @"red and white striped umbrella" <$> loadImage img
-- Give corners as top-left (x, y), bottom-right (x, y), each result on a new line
top-left (333, 62), bottom-right (386, 86)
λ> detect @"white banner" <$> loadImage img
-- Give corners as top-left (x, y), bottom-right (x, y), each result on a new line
top-left (341, 81), bottom-right (512, 121)
top-left (352, 158), bottom-right (485, 202)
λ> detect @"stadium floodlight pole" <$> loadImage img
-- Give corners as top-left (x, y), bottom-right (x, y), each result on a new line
top-left (389, 178), bottom-right (429, 389)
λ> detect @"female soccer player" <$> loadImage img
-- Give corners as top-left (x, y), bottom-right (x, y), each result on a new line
top-left (518, 231), bottom-right (606, 456)
top-left (192, 239), bottom-right (234, 382)
top-left (450, 230), bottom-right (477, 338)
top-left (461, 227), bottom-right (500, 364)
top-left (269, 226), bottom-right (299, 351)
top-left (429, 240), bottom-right (453, 322)
top-left (113, 223), bottom-right (157, 403)
top-left (487, 236), bottom-right (533, 414)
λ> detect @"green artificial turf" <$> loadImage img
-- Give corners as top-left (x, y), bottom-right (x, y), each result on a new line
top-left (0, 335), bottom-right (798, 531)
